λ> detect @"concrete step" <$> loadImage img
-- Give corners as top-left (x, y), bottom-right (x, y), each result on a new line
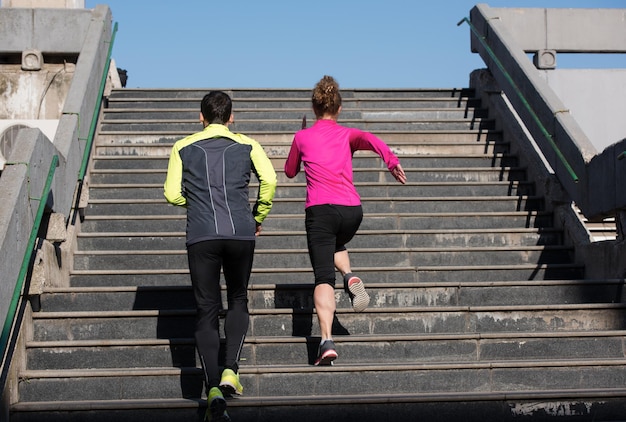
top-left (101, 108), bottom-right (489, 122)
top-left (89, 166), bottom-right (528, 185)
top-left (10, 392), bottom-right (626, 422)
top-left (38, 279), bottom-right (626, 313)
top-left (104, 97), bottom-right (480, 110)
top-left (68, 263), bottom-right (585, 286)
top-left (76, 228), bottom-right (563, 251)
top-left (84, 196), bottom-right (545, 216)
top-left (104, 90), bottom-right (477, 108)
top-left (90, 153), bottom-right (518, 170)
top-left (95, 130), bottom-right (503, 146)
top-left (87, 181), bottom-right (536, 200)
top-left (71, 245), bottom-right (574, 271)
top-left (80, 211), bottom-right (555, 233)
top-left (104, 87), bottom-right (474, 100)
top-left (98, 118), bottom-right (495, 134)
top-left (24, 330), bottom-right (626, 370)
top-left (93, 136), bottom-right (506, 156)
top-left (16, 358), bottom-right (626, 402)
top-left (414, 263), bottom-right (585, 282)
top-left (31, 303), bottom-right (623, 341)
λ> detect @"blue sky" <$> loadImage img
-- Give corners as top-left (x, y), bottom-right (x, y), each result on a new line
top-left (85, 1), bottom-right (626, 89)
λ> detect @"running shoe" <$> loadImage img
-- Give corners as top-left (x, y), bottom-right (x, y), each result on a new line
top-left (206, 387), bottom-right (230, 422)
top-left (346, 275), bottom-right (370, 312)
top-left (314, 339), bottom-right (338, 366)
top-left (219, 368), bottom-right (243, 396)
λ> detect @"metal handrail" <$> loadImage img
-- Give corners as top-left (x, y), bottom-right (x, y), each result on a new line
top-left (0, 155), bottom-right (59, 367)
top-left (457, 17), bottom-right (579, 183)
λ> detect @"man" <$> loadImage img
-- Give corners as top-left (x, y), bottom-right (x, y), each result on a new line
top-left (164, 91), bottom-right (277, 421)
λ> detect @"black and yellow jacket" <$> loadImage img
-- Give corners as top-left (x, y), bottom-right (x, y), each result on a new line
top-left (164, 124), bottom-right (277, 246)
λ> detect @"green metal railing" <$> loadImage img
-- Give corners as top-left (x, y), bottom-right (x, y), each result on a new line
top-left (457, 17), bottom-right (579, 183)
top-left (0, 155), bottom-right (59, 367)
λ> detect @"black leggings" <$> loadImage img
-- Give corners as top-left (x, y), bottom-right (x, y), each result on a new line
top-left (305, 204), bottom-right (363, 287)
top-left (187, 239), bottom-right (255, 389)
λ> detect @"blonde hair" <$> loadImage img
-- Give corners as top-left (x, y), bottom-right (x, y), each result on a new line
top-left (312, 75), bottom-right (342, 118)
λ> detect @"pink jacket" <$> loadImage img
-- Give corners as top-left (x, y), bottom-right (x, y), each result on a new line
top-left (284, 119), bottom-right (400, 208)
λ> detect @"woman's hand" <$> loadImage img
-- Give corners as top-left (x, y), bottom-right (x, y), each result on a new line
top-left (391, 164), bottom-right (407, 184)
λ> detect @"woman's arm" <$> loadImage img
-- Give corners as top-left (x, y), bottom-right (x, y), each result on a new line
top-left (350, 129), bottom-right (406, 184)
top-left (284, 138), bottom-right (302, 179)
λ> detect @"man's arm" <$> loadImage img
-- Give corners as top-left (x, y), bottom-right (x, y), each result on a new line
top-left (249, 140), bottom-right (277, 223)
top-left (163, 145), bottom-right (187, 206)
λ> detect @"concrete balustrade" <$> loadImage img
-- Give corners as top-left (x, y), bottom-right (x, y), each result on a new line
top-left (0, 6), bottom-right (113, 398)
top-left (468, 4), bottom-right (626, 221)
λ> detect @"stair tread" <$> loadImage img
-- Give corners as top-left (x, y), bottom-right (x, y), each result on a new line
top-left (96, 129), bottom-right (497, 135)
top-left (86, 195), bottom-right (543, 203)
top-left (76, 227), bottom-right (560, 237)
top-left (30, 302), bottom-right (626, 319)
top-left (42, 278), bottom-right (626, 292)
top-left (81, 211), bottom-right (552, 219)
top-left (25, 330), bottom-right (626, 348)
top-left (89, 181), bottom-right (533, 188)
top-left (71, 245), bottom-right (573, 254)
top-left (69, 262), bottom-right (584, 275)
top-left (19, 358), bottom-right (626, 379)
top-left (13, 386), bottom-right (626, 410)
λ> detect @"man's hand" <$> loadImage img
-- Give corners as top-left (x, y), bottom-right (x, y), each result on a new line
top-left (255, 223), bottom-right (263, 236)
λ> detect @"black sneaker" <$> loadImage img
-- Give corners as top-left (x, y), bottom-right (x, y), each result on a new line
top-left (314, 339), bottom-right (338, 366)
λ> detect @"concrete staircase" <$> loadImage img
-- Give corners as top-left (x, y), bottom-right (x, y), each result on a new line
top-left (10, 88), bottom-right (626, 421)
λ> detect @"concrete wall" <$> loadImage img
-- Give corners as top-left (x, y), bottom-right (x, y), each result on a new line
top-left (1, 0), bottom-right (84, 8)
top-left (485, 7), bottom-right (626, 53)
top-left (485, 6), bottom-right (626, 154)
top-left (0, 7), bottom-right (92, 53)
top-left (0, 63), bottom-right (75, 120)
top-left (539, 69), bottom-right (626, 151)
top-left (0, 129), bottom-right (58, 320)
top-left (0, 4), bottom-right (112, 362)
top-left (469, 4), bottom-right (626, 219)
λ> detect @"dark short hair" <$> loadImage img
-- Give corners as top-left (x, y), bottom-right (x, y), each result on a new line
top-left (201, 91), bottom-right (232, 124)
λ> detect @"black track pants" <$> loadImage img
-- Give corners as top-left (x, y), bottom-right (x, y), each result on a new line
top-left (187, 239), bottom-right (255, 388)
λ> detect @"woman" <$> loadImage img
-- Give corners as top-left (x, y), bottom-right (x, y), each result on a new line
top-left (284, 75), bottom-right (406, 365)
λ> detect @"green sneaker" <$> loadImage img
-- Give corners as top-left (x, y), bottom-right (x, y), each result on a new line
top-left (206, 387), bottom-right (230, 422)
top-left (219, 368), bottom-right (243, 396)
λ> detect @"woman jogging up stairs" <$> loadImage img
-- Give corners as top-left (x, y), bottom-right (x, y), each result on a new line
top-left (9, 87), bottom-right (626, 422)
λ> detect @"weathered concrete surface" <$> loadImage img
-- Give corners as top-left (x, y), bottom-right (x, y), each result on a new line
top-left (0, 6), bottom-right (112, 397)
top-left (0, 63), bottom-right (75, 120)
top-left (540, 69), bottom-right (626, 152)
top-left (471, 68), bottom-right (626, 280)
top-left (482, 7), bottom-right (626, 53)
top-left (1, 0), bottom-right (83, 7)
top-left (0, 128), bottom-right (59, 328)
top-left (469, 4), bottom-right (626, 220)
top-left (0, 7), bottom-right (91, 53)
